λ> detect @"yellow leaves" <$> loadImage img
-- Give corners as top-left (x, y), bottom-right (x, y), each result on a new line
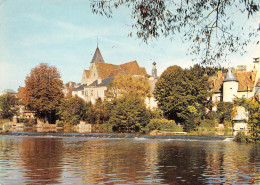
top-left (107, 74), bottom-right (151, 99)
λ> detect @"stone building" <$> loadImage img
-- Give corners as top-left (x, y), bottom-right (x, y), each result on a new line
top-left (211, 57), bottom-right (260, 131)
top-left (211, 62), bottom-right (260, 103)
top-left (72, 47), bottom-right (149, 103)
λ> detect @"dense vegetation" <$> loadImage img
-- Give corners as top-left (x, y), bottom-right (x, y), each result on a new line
top-left (154, 64), bottom-right (211, 131)
top-left (0, 93), bottom-right (19, 120)
top-left (12, 63), bottom-right (259, 142)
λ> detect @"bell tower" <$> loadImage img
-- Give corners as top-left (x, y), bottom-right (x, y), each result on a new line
top-left (152, 61), bottom-right (158, 79)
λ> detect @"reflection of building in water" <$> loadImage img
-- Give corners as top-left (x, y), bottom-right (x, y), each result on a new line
top-left (144, 142), bottom-right (159, 181)
top-left (18, 138), bottom-right (63, 184)
top-left (202, 142), bottom-right (258, 184)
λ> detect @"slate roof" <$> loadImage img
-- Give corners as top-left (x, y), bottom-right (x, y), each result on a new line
top-left (91, 47), bottom-right (105, 63)
top-left (223, 68), bottom-right (238, 82)
top-left (88, 78), bottom-right (115, 87)
top-left (73, 84), bottom-right (88, 91)
top-left (2, 89), bottom-right (17, 94)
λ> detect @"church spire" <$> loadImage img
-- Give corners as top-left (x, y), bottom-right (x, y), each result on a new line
top-left (152, 61), bottom-right (158, 79)
top-left (91, 46), bottom-right (105, 63)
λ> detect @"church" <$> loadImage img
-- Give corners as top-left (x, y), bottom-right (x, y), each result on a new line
top-left (72, 47), bottom-right (157, 104)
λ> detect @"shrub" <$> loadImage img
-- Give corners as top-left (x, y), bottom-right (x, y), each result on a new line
top-left (234, 132), bottom-right (250, 142)
top-left (147, 118), bottom-right (183, 132)
top-left (199, 119), bottom-right (216, 128)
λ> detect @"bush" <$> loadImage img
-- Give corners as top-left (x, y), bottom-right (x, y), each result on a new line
top-left (234, 132), bottom-right (250, 142)
top-left (199, 119), bottom-right (216, 128)
top-left (147, 118), bottom-right (183, 132)
top-left (56, 120), bottom-right (65, 127)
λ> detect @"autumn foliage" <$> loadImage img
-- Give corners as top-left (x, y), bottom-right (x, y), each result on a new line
top-left (22, 63), bottom-right (64, 123)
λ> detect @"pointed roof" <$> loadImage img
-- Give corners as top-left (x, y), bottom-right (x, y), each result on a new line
top-left (91, 47), bottom-right (105, 63)
top-left (223, 68), bottom-right (238, 82)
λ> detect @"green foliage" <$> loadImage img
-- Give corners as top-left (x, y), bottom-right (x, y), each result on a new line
top-left (216, 101), bottom-right (234, 123)
top-left (234, 132), bottom-right (251, 142)
top-left (109, 93), bottom-right (150, 132)
top-left (87, 98), bottom-right (109, 124)
top-left (24, 63), bottom-right (64, 124)
top-left (154, 64), bottom-right (211, 131)
top-left (233, 97), bottom-right (260, 142)
top-left (147, 118), bottom-right (183, 132)
top-left (58, 96), bottom-right (88, 125)
top-left (18, 118), bottom-right (37, 126)
top-left (199, 119), bottom-right (216, 128)
top-left (0, 94), bottom-right (19, 120)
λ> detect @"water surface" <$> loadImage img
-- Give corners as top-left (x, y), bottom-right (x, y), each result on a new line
top-left (0, 135), bottom-right (259, 184)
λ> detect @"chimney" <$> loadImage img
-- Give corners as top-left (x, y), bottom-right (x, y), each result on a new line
top-left (98, 79), bottom-right (102, 85)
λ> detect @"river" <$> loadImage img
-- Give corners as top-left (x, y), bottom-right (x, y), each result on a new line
top-left (0, 134), bottom-right (259, 184)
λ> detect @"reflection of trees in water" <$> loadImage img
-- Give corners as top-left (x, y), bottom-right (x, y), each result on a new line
top-left (220, 142), bottom-right (259, 184)
top-left (63, 140), bottom-right (161, 184)
top-left (157, 141), bottom-right (259, 184)
top-left (157, 141), bottom-right (206, 185)
top-left (19, 137), bottom-right (63, 184)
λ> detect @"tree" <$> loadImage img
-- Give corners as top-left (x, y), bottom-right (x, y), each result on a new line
top-left (23, 63), bottom-right (64, 124)
top-left (109, 93), bottom-right (150, 132)
top-left (234, 97), bottom-right (260, 142)
top-left (87, 98), bottom-right (109, 124)
top-left (58, 96), bottom-right (88, 125)
top-left (216, 101), bottom-right (234, 124)
top-left (106, 74), bottom-right (151, 100)
top-left (0, 94), bottom-right (19, 120)
top-left (154, 65), bottom-right (211, 131)
top-left (92, 0), bottom-right (259, 64)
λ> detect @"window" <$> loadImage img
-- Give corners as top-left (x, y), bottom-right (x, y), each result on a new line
top-left (81, 91), bottom-right (84, 95)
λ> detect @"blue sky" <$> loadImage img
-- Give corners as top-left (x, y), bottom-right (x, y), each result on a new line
top-left (0, 0), bottom-right (259, 93)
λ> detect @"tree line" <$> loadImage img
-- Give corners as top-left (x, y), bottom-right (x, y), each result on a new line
top-left (1, 63), bottom-right (259, 141)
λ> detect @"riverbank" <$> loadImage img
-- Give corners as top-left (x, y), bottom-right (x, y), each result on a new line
top-left (0, 132), bottom-right (234, 141)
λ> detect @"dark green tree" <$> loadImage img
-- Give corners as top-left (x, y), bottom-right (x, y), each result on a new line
top-left (58, 96), bottom-right (89, 125)
top-left (87, 98), bottom-right (109, 124)
top-left (91, 0), bottom-right (259, 64)
top-left (0, 94), bottom-right (19, 120)
top-left (109, 93), bottom-right (150, 132)
top-left (216, 101), bottom-right (234, 123)
top-left (154, 65), bottom-right (211, 131)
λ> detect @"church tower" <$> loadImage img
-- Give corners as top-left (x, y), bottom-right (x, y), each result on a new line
top-left (91, 46), bottom-right (105, 63)
top-left (152, 61), bottom-right (158, 79)
top-left (223, 68), bottom-right (239, 102)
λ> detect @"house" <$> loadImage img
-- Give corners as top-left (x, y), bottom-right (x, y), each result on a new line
top-left (72, 46), bottom-right (150, 103)
top-left (211, 57), bottom-right (260, 131)
top-left (0, 89), bottom-right (17, 97)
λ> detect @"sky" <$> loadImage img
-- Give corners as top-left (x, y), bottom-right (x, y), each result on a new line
top-left (0, 0), bottom-right (259, 93)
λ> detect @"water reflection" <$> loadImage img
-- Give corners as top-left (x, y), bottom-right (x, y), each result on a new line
top-left (0, 136), bottom-right (259, 184)
top-left (19, 137), bottom-right (63, 184)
